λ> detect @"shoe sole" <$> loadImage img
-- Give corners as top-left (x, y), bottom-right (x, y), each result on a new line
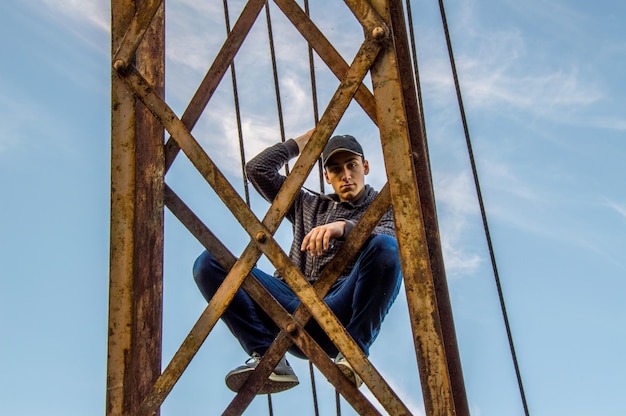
top-left (226, 370), bottom-right (299, 394)
top-left (337, 362), bottom-right (363, 388)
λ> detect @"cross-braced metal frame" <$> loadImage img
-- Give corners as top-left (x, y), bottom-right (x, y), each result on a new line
top-left (107, 0), bottom-right (469, 415)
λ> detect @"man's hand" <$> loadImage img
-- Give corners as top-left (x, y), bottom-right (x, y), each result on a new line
top-left (301, 221), bottom-right (346, 257)
top-left (294, 128), bottom-right (315, 153)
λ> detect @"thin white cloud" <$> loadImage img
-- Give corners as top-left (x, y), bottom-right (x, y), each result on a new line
top-left (606, 199), bottom-right (626, 222)
top-left (0, 81), bottom-right (76, 158)
top-left (503, 0), bottom-right (589, 34)
top-left (41, 0), bottom-right (109, 32)
top-left (421, 35), bottom-right (603, 124)
top-left (0, 3), bottom-right (110, 159)
top-left (479, 158), bottom-right (541, 203)
top-left (165, 1), bottom-right (235, 77)
top-left (24, 0), bottom-right (111, 62)
top-left (434, 171), bottom-right (484, 277)
top-left (463, 64), bottom-right (601, 110)
top-left (407, 2), bottom-right (626, 281)
top-left (0, 92), bottom-right (31, 155)
top-left (454, 163), bottom-right (626, 274)
top-left (418, 1), bottom-right (615, 130)
top-left (585, 115), bottom-right (626, 132)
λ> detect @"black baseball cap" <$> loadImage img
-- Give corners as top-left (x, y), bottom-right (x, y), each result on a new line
top-left (322, 135), bottom-right (364, 167)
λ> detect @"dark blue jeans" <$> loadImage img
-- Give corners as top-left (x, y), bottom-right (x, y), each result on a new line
top-left (193, 234), bottom-right (402, 359)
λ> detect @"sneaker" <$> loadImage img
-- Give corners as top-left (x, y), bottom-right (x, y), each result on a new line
top-left (225, 353), bottom-right (299, 394)
top-left (335, 352), bottom-right (363, 388)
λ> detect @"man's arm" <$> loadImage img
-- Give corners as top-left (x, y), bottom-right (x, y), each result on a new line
top-left (293, 128), bottom-right (314, 153)
top-left (295, 129), bottom-right (350, 257)
top-left (245, 129), bottom-right (314, 203)
top-left (300, 211), bottom-right (394, 257)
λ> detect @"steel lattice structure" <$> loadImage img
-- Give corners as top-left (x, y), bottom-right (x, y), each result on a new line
top-left (107, 1), bottom-right (468, 414)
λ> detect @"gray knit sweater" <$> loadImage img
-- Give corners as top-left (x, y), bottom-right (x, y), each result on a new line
top-left (245, 139), bottom-right (395, 282)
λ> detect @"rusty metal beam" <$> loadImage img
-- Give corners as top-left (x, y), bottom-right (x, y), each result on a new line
top-left (344, 0), bottom-right (389, 34)
top-left (386, 2), bottom-right (470, 414)
top-left (369, 0), bottom-right (456, 414)
top-left (107, 1), bottom-right (136, 414)
top-left (129, 1), bottom-right (165, 413)
top-left (112, 0), bottom-right (162, 72)
top-left (107, 0), bottom-right (164, 415)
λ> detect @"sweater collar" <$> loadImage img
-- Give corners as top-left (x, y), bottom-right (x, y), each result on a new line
top-left (327, 184), bottom-right (373, 207)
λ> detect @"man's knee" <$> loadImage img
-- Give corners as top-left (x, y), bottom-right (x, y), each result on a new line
top-left (368, 234), bottom-right (400, 266)
top-left (193, 250), bottom-right (209, 280)
top-left (192, 251), bottom-right (223, 293)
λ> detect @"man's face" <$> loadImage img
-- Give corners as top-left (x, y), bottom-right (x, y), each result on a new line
top-left (324, 151), bottom-right (369, 203)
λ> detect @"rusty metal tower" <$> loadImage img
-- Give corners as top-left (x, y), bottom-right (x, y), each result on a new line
top-left (107, 0), bottom-right (469, 414)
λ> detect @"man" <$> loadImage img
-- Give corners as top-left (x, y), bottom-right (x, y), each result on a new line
top-left (193, 130), bottom-right (402, 394)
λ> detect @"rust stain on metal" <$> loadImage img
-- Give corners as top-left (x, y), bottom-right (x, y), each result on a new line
top-left (369, 0), bottom-right (457, 415)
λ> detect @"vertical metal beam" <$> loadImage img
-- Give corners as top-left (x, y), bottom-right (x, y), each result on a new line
top-left (369, 0), bottom-right (456, 414)
top-left (130, 0), bottom-right (165, 413)
top-left (107, 1), bottom-right (164, 415)
top-left (386, 2), bottom-right (470, 414)
top-left (107, 1), bottom-right (137, 414)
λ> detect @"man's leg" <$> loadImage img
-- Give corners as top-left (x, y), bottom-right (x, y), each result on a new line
top-left (324, 234), bottom-right (402, 356)
top-left (192, 250), bottom-right (301, 393)
top-left (193, 250), bottom-right (277, 355)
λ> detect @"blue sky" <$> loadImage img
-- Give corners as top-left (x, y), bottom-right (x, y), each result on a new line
top-left (1, 0), bottom-right (625, 415)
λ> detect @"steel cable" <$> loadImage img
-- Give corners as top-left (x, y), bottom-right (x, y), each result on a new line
top-left (436, 1), bottom-right (531, 414)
